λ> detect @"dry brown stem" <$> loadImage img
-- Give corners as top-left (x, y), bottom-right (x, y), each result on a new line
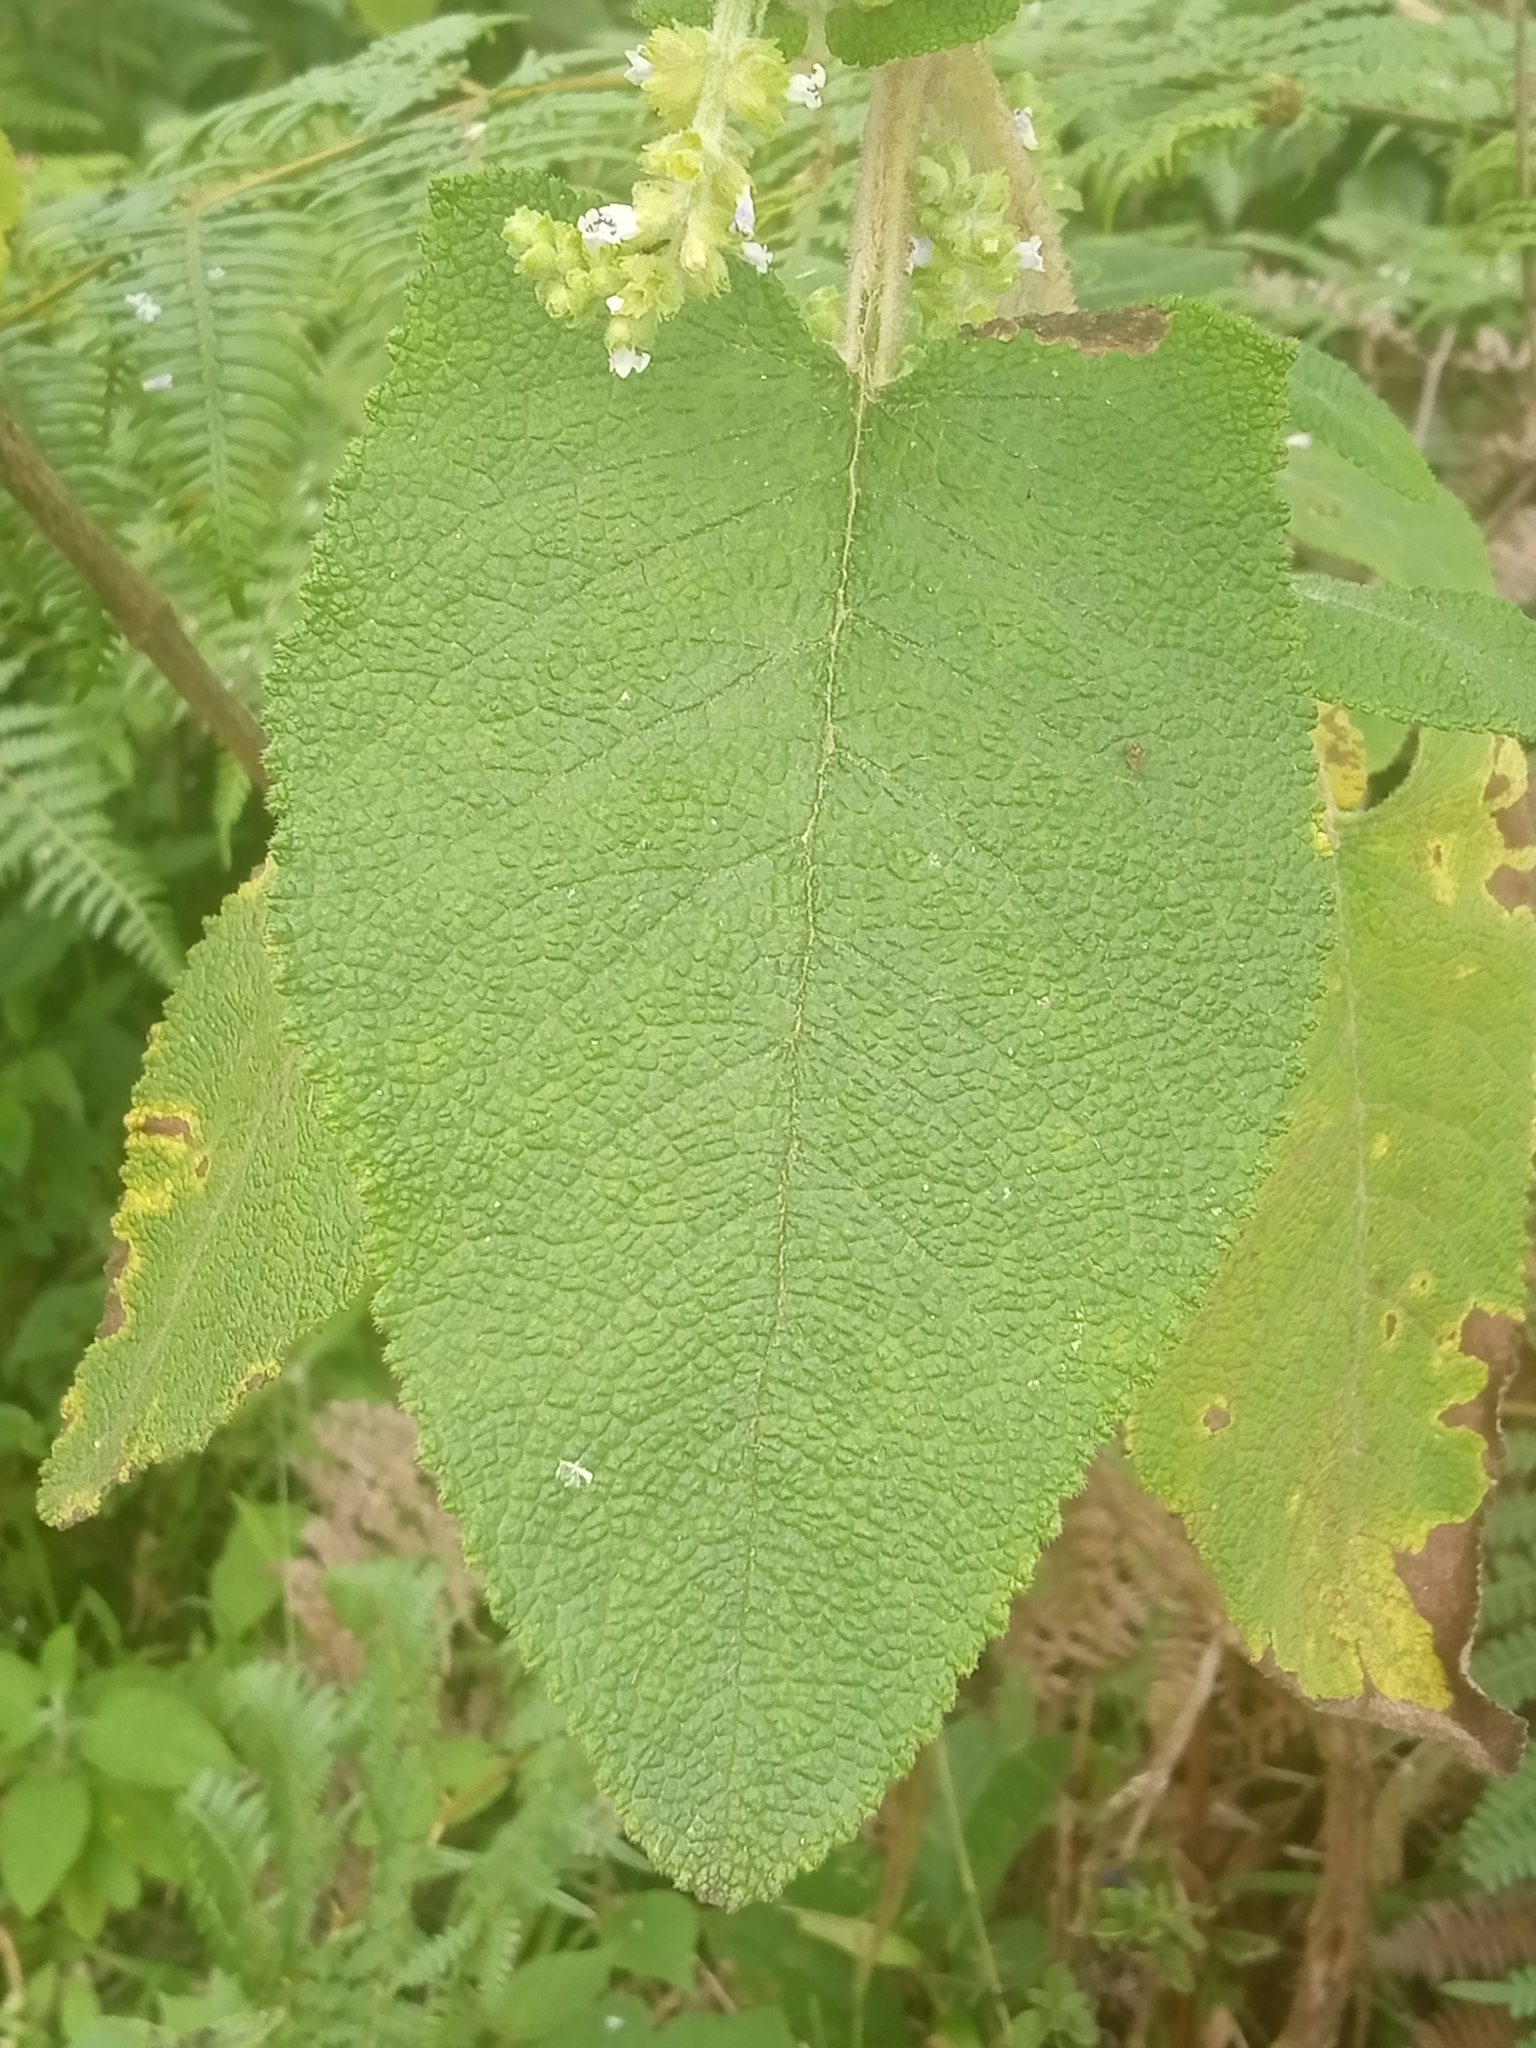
top-left (0, 406), bottom-right (267, 785)
top-left (1274, 1721), bottom-right (1377, 2048)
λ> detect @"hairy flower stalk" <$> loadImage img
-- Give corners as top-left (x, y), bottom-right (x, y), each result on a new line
top-left (502, 0), bottom-right (797, 373)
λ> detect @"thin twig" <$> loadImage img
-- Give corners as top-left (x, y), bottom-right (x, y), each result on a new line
top-left (0, 254), bottom-right (115, 331)
top-left (854, 1746), bottom-right (934, 2048)
top-left (1104, 1633), bottom-right (1229, 1863)
top-left (0, 406), bottom-right (267, 786)
top-left (190, 70), bottom-right (628, 214)
top-left (698, 1964), bottom-right (739, 2014)
top-left (934, 1731), bottom-right (1013, 2048)
top-left (1411, 323), bottom-right (1457, 447)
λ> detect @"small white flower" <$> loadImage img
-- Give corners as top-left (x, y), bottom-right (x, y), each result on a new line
top-left (907, 234), bottom-right (933, 271)
top-left (606, 293), bottom-right (625, 313)
top-left (739, 240), bottom-right (772, 274)
top-left (206, 265), bottom-right (225, 282)
top-left (608, 345), bottom-right (651, 378)
top-left (556, 1458), bottom-right (594, 1488)
top-left (732, 186), bottom-right (756, 235)
top-left (141, 371), bottom-right (173, 392)
top-left (125, 291), bottom-right (161, 323)
top-left (578, 203), bottom-right (639, 249)
top-left (1012, 106), bottom-right (1038, 149)
top-left (462, 119), bottom-right (487, 142)
top-left (1286, 430), bottom-right (1313, 449)
top-left (1016, 234), bottom-right (1045, 272)
top-left (786, 62), bottom-right (825, 109)
top-left (624, 45), bottom-right (652, 84)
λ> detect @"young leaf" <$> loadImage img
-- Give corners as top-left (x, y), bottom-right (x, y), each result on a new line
top-left (37, 869), bottom-right (369, 1529)
top-left (1130, 718), bottom-right (1536, 1755)
top-left (601, 1889), bottom-right (699, 1990)
top-left (1297, 577), bottom-right (1536, 737)
top-left (266, 170), bottom-right (1327, 1903)
top-left (1288, 345), bottom-right (1445, 506)
top-left (825, 0), bottom-right (1022, 66)
top-left (1283, 346), bottom-right (1493, 594)
top-left (0, 1769), bottom-right (91, 1915)
top-left (79, 1686), bottom-right (234, 1789)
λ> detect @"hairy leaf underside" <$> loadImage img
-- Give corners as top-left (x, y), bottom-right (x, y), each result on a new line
top-left (264, 171), bottom-right (1327, 1901)
top-left (37, 870), bottom-right (368, 1528)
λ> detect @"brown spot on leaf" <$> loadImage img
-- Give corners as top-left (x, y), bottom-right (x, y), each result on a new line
top-left (963, 307), bottom-right (1171, 358)
top-left (136, 1113), bottom-right (193, 1142)
top-left (195, 1155), bottom-right (210, 1180)
top-left (1202, 1404), bottom-right (1231, 1432)
top-left (1125, 740), bottom-right (1147, 778)
top-left (96, 1236), bottom-right (132, 1338)
top-left (1264, 1310), bottom-right (1527, 1774)
top-left (1487, 865), bottom-right (1536, 916)
top-left (1487, 748), bottom-right (1536, 915)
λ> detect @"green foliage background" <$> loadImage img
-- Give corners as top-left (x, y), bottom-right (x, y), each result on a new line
top-left (1, 0), bottom-right (1536, 2041)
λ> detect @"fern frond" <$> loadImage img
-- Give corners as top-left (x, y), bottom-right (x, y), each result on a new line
top-left (1447, 1967), bottom-right (1536, 2021)
top-left (1462, 1751), bottom-right (1536, 1895)
top-left (177, 1772), bottom-right (284, 1997)
top-left (1380, 1887), bottom-right (1536, 1983)
top-left (223, 1661), bottom-right (347, 1975)
top-left (0, 699), bottom-right (178, 981)
top-left (1410, 2008), bottom-right (1520, 2048)
top-left (122, 207), bottom-right (322, 609)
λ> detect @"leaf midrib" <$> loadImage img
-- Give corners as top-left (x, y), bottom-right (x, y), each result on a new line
top-left (718, 379), bottom-right (869, 1853)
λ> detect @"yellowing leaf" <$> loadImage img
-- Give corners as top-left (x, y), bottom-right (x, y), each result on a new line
top-left (38, 869), bottom-right (369, 1528)
top-left (1130, 724), bottom-right (1536, 1737)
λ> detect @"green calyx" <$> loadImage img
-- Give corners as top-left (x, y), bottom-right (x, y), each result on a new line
top-left (910, 141), bottom-right (1040, 329)
top-left (502, 3), bottom-right (813, 373)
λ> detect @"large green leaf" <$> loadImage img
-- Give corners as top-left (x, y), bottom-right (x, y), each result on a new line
top-left (1298, 576), bottom-right (1536, 736)
top-left (266, 170), bottom-right (1326, 1901)
top-left (38, 870), bottom-right (369, 1528)
top-left (825, 0), bottom-right (1022, 66)
top-left (1130, 717), bottom-right (1536, 1721)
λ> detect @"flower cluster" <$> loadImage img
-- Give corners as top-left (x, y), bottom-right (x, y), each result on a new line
top-left (907, 141), bottom-right (1045, 332)
top-left (504, 4), bottom-right (823, 376)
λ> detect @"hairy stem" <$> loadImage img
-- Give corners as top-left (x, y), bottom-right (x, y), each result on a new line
top-left (841, 54), bottom-right (933, 390)
top-left (0, 406), bottom-right (268, 788)
top-left (1515, 0), bottom-right (1536, 395)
